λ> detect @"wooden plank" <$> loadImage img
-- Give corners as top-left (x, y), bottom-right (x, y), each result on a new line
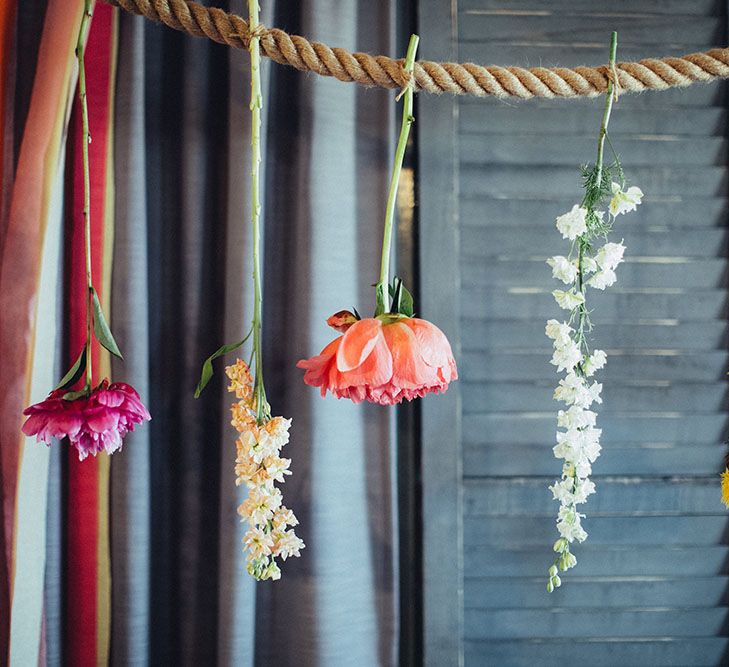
top-left (460, 227), bottom-right (728, 258)
top-left (460, 287), bottom-right (728, 321)
top-left (460, 350), bottom-right (729, 382)
top-left (460, 134), bottom-right (727, 166)
top-left (464, 607), bottom-right (728, 639)
top-left (461, 381), bottom-right (729, 412)
top-left (464, 575), bottom-right (729, 609)
top-left (457, 83), bottom-right (727, 108)
top-left (461, 321), bottom-right (728, 351)
top-left (463, 515), bottom-right (727, 546)
top-left (464, 443), bottom-right (724, 477)
top-left (460, 196), bottom-right (729, 227)
top-left (465, 637), bottom-right (729, 667)
top-left (460, 15), bottom-right (722, 46)
top-left (463, 545), bottom-right (729, 576)
top-left (418, 3), bottom-right (463, 664)
top-left (462, 412), bottom-right (727, 444)
top-left (461, 259), bottom-right (726, 288)
top-left (458, 43), bottom-right (725, 70)
top-left (459, 105), bottom-right (727, 136)
top-left (458, 0), bottom-right (724, 16)
top-left (458, 41), bottom-right (721, 66)
top-left (460, 164), bottom-right (728, 198)
top-left (463, 478), bottom-right (721, 516)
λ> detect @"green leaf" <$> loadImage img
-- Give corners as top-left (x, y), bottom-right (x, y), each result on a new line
top-left (63, 388), bottom-right (89, 401)
top-left (55, 347), bottom-right (87, 390)
top-left (399, 283), bottom-right (414, 317)
top-left (91, 288), bottom-right (123, 359)
top-left (374, 281), bottom-right (388, 317)
top-left (194, 334), bottom-right (251, 398)
top-left (390, 277), bottom-right (402, 314)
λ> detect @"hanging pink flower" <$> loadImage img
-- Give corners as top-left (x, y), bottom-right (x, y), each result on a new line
top-left (297, 311), bottom-right (457, 405)
top-left (22, 379), bottom-right (151, 461)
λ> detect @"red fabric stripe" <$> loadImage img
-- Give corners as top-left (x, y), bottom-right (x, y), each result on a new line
top-left (65, 5), bottom-right (114, 665)
top-left (0, 3), bottom-right (17, 656)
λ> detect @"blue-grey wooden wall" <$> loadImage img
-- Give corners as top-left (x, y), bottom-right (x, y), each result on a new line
top-left (419, 1), bottom-right (729, 665)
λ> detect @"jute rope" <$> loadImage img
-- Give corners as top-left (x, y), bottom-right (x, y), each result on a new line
top-left (103, 0), bottom-right (729, 99)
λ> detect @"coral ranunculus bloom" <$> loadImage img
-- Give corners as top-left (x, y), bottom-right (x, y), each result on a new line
top-left (297, 312), bottom-right (457, 405)
top-left (22, 379), bottom-right (151, 461)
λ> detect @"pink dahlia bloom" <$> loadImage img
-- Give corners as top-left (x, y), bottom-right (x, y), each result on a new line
top-left (22, 379), bottom-right (151, 461)
top-left (297, 312), bottom-right (457, 405)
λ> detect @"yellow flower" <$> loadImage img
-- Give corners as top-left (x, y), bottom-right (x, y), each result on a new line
top-left (721, 469), bottom-right (729, 508)
top-left (243, 527), bottom-right (274, 560)
top-left (235, 455), bottom-right (268, 488)
top-left (231, 402), bottom-right (257, 433)
top-left (226, 359), bottom-right (255, 403)
top-left (238, 487), bottom-right (283, 526)
top-left (272, 506), bottom-right (298, 529)
top-left (263, 456), bottom-right (292, 484)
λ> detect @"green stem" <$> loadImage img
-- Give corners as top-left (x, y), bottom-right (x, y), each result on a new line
top-left (378, 34), bottom-right (419, 298)
top-left (76, 0), bottom-right (94, 391)
top-left (248, 0), bottom-right (267, 423)
top-left (594, 31), bottom-right (618, 188)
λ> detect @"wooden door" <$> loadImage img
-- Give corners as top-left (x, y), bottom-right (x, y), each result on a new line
top-left (418, 2), bottom-right (729, 665)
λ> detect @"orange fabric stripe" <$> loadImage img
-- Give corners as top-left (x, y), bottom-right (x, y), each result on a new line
top-left (0, 1), bottom-right (84, 659)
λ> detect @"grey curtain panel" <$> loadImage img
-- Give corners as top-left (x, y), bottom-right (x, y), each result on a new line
top-left (105, 2), bottom-right (398, 665)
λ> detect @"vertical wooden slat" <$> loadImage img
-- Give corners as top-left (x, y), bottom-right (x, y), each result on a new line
top-left (418, 2), bottom-right (464, 666)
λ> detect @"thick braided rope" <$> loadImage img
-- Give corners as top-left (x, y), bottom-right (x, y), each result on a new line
top-left (104, 0), bottom-right (729, 99)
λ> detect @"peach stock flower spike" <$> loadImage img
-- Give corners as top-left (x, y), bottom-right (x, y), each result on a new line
top-left (297, 312), bottom-right (457, 406)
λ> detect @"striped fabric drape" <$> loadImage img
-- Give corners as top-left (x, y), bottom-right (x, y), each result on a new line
top-left (65, 4), bottom-right (117, 663)
top-left (1, 2), bottom-right (399, 665)
top-left (1, 1), bottom-right (83, 662)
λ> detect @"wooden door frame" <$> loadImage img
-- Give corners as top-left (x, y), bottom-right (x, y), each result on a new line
top-left (417, 2), bottom-right (463, 665)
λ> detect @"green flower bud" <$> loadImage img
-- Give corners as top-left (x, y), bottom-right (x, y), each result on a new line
top-left (547, 580), bottom-right (554, 593)
top-left (560, 552), bottom-right (577, 571)
top-left (553, 538), bottom-right (568, 553)
top-left (549, 565), bottom-right (558, 577)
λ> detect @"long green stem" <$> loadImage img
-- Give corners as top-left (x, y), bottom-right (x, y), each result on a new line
top-left (248, 0), bottom-right (267, 423)
top-left (76, 0), bottom-right (94, 391)
top-left (575, 32), bottom-right (618, 372)
top-left (594, 31), bottom-right (618, 188)
top-left (550, 32), bottom-right (619, 589)
top-left (378, 34), bottom-right (419, 297)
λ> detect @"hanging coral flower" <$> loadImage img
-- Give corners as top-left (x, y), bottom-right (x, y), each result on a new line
top-left (297, 311), bottom-right (457, 406)
top-left (22, 380), bottom-right (150, 461)
top-left (297, 36), bottom-right (457, 407)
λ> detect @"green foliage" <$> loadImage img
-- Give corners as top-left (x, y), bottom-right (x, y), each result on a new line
top-left (62, 388), bottom-right (89, 401)
top-left (92, 288), bottom-right (123, 359)
top-left (194, 331), bottom-right (253, 398)
top-left (374, 281), bottom-right (388, 317)
top-left (55, 347), bottom-right (87, 391)
top-left (381, 276), bottom-right (415, 317)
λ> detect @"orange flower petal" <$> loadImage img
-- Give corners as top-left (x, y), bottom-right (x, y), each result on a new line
top-left (340, 335), bottom-right (393, 388)
top-left (336, 318), bottom-right (383, 372)
top-left (297, 337), bottom-right (341, 393)
top-left (382, 321), bottom-right (438, 389)
top-left (406, 318), bottom-right (452, 369)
